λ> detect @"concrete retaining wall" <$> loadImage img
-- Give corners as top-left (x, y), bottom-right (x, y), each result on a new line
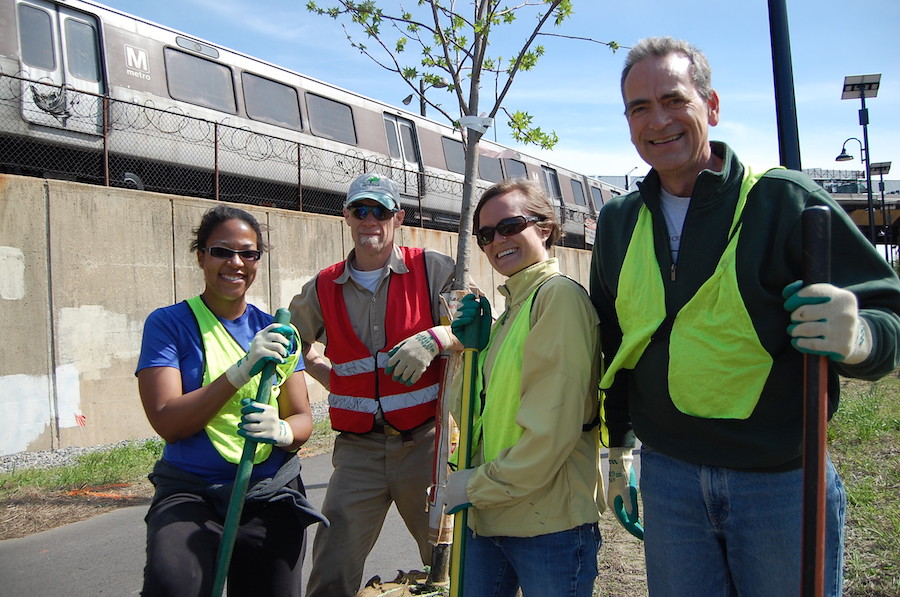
top-left (0, 174), bottom-right (592, 456)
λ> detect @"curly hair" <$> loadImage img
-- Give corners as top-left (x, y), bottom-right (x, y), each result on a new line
top-left (189, 205), bottom-right (267, 254)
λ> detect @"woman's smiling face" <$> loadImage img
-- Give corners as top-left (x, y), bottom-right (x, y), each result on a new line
top-left (197, 218), bottom-right (260, 311)
top-left (477, 190), bottom-right (551, 277)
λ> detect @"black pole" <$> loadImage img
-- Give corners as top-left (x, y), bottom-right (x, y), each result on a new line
top-left (859, 97), bottom-right (877, 246)
top-left (768, 0), bottom-right (802, 171)
top-left (800, 206), bottom-right (831, 597)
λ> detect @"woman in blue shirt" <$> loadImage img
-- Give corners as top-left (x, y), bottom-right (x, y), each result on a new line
top-left (136, 205), bottom-right (324, 596)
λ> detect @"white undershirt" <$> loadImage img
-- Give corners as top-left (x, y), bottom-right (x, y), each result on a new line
top-left (348, 264), bottom-right (383, 293)
top-left (659, 189), bottom-right (691, 264)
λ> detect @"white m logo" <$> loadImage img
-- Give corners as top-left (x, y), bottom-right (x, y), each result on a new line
top-left (125, 46), bottom-right (149, 72)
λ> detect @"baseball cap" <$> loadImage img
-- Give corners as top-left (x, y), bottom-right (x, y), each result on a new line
top-left (344, 173), bottom-right (401, 211)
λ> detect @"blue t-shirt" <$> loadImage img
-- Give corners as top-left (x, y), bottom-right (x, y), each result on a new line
top-left (136, 300), bottom-right (305, 484)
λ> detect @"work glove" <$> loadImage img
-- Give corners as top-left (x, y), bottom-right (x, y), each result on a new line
top-left (451, 294), bottom-right (491, 351)
top-left (608, 447), bottom-right (644, 540)
top-left (783, 281), bottom-right (873, 365)
top-left (225, 323), bottom-right (297, 389)
top-left (443, 468), bottom-right (474, 515)
top-left (237, 398), bottom-right (294, 447)
top-left (385, 326), bottom-right (452, 386)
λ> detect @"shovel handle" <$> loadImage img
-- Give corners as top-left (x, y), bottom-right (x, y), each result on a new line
top-left (800, 206), bottom-right (830, 597)
top-left (212, 308), bottom-right (292, 596)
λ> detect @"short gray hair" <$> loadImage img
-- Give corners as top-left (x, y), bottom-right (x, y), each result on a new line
top-left (620, 37), bottom-right (713, 103)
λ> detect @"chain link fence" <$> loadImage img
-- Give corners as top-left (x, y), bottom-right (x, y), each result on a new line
top-left (0, 72), bottom-right (475, 232)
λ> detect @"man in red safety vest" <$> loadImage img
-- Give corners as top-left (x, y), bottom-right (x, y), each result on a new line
top-left (290, 172), bottom-right (464, 597)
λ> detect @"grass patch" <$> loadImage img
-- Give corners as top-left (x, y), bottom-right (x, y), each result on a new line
top-left (0, 439), bottom-right (164, 501)
top-left (830, 374), bottom-right (900, 597)
top-left (0, 420), bottom-right (339, 502)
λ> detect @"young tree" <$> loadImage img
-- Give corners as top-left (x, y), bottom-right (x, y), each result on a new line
top-left (306, 0), bottom-right (618, 287)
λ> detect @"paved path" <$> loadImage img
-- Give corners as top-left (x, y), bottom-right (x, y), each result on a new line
top-left (0, 452), bottom-right (422, 596)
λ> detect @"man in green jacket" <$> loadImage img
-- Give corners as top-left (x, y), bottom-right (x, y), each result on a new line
top-left (590, 36), bottom-right (900, 597)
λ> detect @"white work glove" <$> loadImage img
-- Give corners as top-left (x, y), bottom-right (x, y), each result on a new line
top-left (443, 468), bottom-right (474, 515)
top-left (783, 281), bottom-right (873, 365)
top-left (608, 447), bottom-right (644, 540)
top-left (385, 326), bottom-right (452, 386)
top-left (225, 323), bottom-right (295, 389)
top-left (237, 398), bottom-right (294, 447)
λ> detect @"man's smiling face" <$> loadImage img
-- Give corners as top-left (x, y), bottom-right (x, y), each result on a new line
top-left (623, 51), bottom-right (720, 194)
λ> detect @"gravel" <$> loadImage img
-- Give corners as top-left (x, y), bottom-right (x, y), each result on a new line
top-left (0, 400), bottom-right (332, 475)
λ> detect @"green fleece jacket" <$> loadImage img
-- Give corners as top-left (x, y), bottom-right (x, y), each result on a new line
top-left (590, 142), bottom-right (900, 470)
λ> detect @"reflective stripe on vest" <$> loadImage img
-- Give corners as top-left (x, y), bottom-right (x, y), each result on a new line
top-left (317, 247), bottom-right (440, 433)
top-left (473, 281), bottom-right (544, 462)
top-left (185, 296), bottom-right (299, 463)
top-left (601, 167), bottom-right (778, 419)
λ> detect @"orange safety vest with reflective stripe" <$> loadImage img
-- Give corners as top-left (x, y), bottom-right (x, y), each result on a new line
top-left (317, 247), bottom-right (440, 433)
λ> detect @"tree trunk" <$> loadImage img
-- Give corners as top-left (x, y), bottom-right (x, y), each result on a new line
top-left (453, 129), bottom-right (484, 290)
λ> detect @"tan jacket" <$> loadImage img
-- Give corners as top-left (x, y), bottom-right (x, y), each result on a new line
top-left (459, 258), bottom-right (605, 537)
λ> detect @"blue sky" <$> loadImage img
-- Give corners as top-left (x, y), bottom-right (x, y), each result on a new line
top-left (95, 0), bottom-right (899, 182)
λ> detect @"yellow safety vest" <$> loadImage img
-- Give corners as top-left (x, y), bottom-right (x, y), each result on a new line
top-left (601, 167), bottom-right (778, 419)
top-left (186, 296), bottom-right (298, 463)
top-left (473, 283), bottom-right (544, 462)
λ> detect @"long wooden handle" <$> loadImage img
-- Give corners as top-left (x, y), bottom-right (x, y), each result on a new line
top-left (800, 206), bottom-right (830, 597)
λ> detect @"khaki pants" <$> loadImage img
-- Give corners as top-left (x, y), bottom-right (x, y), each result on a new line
top-left (306, 423), bottom-right (435, 597)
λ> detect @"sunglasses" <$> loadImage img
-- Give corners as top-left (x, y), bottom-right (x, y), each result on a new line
top-left (349, 204), bottom-right (396, 221)
top-left (476, 215), bottom-right (545, 246)
top-left (202, 246), bottom-right (262, 261)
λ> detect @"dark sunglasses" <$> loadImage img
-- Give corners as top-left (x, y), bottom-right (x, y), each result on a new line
top-left (476, 215), bottom-right (545, 246)
top-left (349, 204), bottom-right (396, 221)
top-left (202, 246), bottom-right (262, 261)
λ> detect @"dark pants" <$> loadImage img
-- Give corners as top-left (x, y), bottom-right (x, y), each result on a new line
top-left (141, 489), bottom-right (307, 596)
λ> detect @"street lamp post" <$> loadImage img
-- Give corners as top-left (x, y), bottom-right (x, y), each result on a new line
top-left (624, 166), bottom-right (638, 191)
top-left (839, 74), bottom-right (881, 246)
top-left (836, 137), bottom-right (876, 246)
top-left (402, 77), bottom-right (449, 117)
top-left (871, 161), bottom-right (893, 262)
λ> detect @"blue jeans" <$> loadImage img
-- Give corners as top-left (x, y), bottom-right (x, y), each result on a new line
top-left (640, 446), bottom-right (846, 597)
top-left (463, 522), bottom-right (601, 597)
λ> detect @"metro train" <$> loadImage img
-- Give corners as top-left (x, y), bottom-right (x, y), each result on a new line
top-left (0, 0), bottom-right (624, 247)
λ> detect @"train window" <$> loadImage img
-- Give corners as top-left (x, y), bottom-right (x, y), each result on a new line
top-left (307, 93), bottom-right (357, 145)
top-left (441, 137), bottom-right (465, 174)
top-left (164, 48), bottom-right (237, 113)
top-left (590, 187), bottom-right (604, 211)
top-left (64, 18), bottom-right (100, 82)
top-left (479, 155), bottom-right (503, 183)
top-left (398, 121), bottom-right (419, 164)
top-left (18, 4), bottom-right (55, 70)
top-left (384, 114), bottom-right (419, 164)
top-left (384, 119), bottom-right (401, 158)
top-left (570, 179), bottom-right (587, 206)
top-left (504, 158), bottom-right (527, 180)
top-left (242, 72), bottom-right (301, 130)
top-left (541, 166), bottom-right (563, 205)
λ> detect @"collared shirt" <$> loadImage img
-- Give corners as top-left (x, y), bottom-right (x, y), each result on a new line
top-left (290, 245), bottom-right (456, 354)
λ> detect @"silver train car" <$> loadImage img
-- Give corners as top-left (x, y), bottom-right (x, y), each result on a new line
top-left (0, 0), bottom-right (624, 247)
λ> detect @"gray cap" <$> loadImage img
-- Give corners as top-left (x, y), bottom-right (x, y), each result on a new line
top-left (344, 173), bottom-right (401, 211)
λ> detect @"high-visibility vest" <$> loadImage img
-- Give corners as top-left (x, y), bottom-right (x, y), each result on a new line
top-left (473, 281), bottom-right (544, 462)
top-left (317, 247), bottom-right (440, 433)
top-left (601, 167), bottom-right (778, 419)
top-left (185, 296), bottom-right (298, 463)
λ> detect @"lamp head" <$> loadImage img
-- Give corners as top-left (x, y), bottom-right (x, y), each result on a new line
top-left (835, 148), bottom-right (853, 162)
top-left (402, 94), bottom-right (414, 106)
